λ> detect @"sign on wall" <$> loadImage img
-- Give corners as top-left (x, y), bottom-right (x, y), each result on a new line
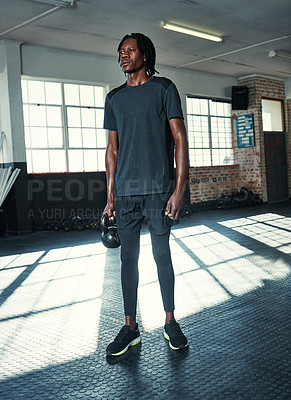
top-left (236, 114), bottom-right (255, 148)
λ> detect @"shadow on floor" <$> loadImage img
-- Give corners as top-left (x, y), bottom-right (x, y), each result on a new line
top-left (0, 202), bottom-right (290, 400)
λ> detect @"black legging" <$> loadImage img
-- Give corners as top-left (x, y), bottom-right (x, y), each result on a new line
top-left (118, 230), bottom-right (175, 316)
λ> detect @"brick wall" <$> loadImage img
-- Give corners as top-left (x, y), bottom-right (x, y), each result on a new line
top-left (237, 75), bottom-right (286, 202)
top-left (188, 75), bottom-right (290, 204)
top-left (189, 165), bottom-right (240, 203)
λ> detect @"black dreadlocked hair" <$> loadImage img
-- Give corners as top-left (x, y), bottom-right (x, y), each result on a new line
top-left (117, 33), bottom-right (159, 77)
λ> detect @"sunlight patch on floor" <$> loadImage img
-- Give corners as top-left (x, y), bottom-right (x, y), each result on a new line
top-left (219, 213), bottom-right (291, 255)
top-left (39, 242), bottom-right (105, 264)
top-left (0, 251), bottom-right (45, 269)
top-left (0, 246), bottom-right (106, 380)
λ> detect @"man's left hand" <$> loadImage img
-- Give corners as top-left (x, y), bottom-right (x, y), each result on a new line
top-left (165, 192), bottom-right (184, 220)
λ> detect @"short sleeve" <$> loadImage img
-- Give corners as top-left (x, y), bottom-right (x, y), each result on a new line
top-left (164, 83), bottom-right (184, 121)
top-left (103, 95), bottom-right (117, 131)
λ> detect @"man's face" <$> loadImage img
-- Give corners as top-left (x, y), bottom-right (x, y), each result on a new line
top-left (118, 38), bottom-right (146, 74)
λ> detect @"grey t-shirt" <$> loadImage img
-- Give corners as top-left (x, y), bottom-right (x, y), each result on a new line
top-left (103, 76), bottom-right (184, 196)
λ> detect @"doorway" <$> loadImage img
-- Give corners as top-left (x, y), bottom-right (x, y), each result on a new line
top-left (264, 133), bottom-right (288, 203)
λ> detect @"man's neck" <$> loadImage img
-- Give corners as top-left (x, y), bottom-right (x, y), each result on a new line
top-left (127, 71), bottom-right (150, 87)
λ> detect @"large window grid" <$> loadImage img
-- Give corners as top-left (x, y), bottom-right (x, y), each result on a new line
top-left (186, 97), bottom-right (233, 167)
top-left (22, 80), bottom-right (107, 173)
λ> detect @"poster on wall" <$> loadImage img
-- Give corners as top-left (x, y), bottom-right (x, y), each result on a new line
top-left (236, 114), bottom-right (255, 148)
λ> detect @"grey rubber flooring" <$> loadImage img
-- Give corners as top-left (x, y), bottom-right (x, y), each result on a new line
top-left (0, 202), bottom-right (290, 400)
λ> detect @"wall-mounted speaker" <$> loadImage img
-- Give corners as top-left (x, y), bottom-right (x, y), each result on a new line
top-left (232, 86), bottom-right (249, 110)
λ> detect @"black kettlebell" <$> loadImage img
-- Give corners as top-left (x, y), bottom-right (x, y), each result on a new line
top-left (100, 213), bottom-right (121, 249)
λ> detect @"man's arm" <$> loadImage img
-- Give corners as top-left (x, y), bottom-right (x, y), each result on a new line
top-left (165, 118), bottom-right (188, 220)
top-left (104, 130), bottom-right (119, 218)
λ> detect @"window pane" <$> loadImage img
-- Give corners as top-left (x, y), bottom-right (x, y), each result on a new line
top-left (82, 129), bottom-right (96, 148)
top-left (187, 117), bottom-right (194, 132)
top-left (23, 105), bottom-right (30, 126)
top-left (68, 128), bottom-right (82, 147)
top-left (80, 85), bottom-right (94, 106)
top-left (95, 109), bottom-right (104, 128)
top-left (200, 99), bottom-right (208, 115)
top-left (64, 84), bottom-right (80, 106)
top-left (30, 127), bottom-right (48, 148)
top-left (263, 113), bottom-right (272, 131)
top-left (81, 108), bottom-right (95, 127)
top-left (48, 128), bottom-right (63, 148)
top-left (68, 150), bottom-right (84, 172)
top-left (201, 149), bottom-right (211, 166)
top-left (97, 129), bottom-right (107, 148)
top-left (186, 97), bottom-right (193, 114)
top-left (26, 150), bottom-right (32, 173)
top-left (94, 86), bottom-right (104, 107)
top-left (224, 103), bottom-right (231, 116)
top-left (67, 107), bottom-right (81, 127)
top-left (211, 101), bottom-right (230, 117)
top-left (211, 117), bottom-right (232, 149)
top-left (29, 105), bottom-right (47, 126)
top-left (189, 151), bottom-right (196, 167)
top-left (45, 82), bottom-right (62, 104)
top-left (189, 149), bottom-right (211, 167)
top-left (212, 149), bottom-right (221, 165)
top-left (24, 127), bottom-right (31, 147)
top-left (49, 150), bottom-right (66, 172)
top-left (210, 101), bottom-right (216, 115)
top-left (218, 102), bottom-right (224, 116)
top-left (84, 150), bottom-right (98, 171)
top-left (212, 149), bottom-right (233, 165)
top-left (32, 150), bottom-right (49, 173)
top-left (192, 98), bottom-right (200, 114)
top-left (262, 99), bottom-right (283, 132)
top-left (47, 106), bottom-right (62, 126)
top-left (192, 99), bottom-right (199, 114)
top-left (97, 149), bottom-right (106, 171)
top-left (28, 81), bottom-right (45, 103)
top-left (187, 116), bottom-right (209, 148)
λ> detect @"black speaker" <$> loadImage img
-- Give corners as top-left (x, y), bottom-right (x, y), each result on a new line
top-left (232, 86), bottom-right (249, 110)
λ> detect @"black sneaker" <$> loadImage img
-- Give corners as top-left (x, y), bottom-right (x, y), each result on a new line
top-left (164, 320), bottom-right (188, 350)
top-left (106, 324), bottom-right (141, 356)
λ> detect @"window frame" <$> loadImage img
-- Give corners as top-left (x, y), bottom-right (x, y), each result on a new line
top-left (262, 97), bottom-right (285, 133)
top-left (186, 95), bottom-right (234, 167)
top-left (22, 78), bottom-right (107, 174)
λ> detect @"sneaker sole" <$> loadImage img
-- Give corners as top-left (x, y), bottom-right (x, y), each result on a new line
top-left (106, 336), bottom-right (141, 356)
top-left (164, 331), bottom-right (188, 350)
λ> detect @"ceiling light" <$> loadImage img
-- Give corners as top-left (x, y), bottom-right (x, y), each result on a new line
top-left (33, 0), bottom-right (75, 7)
top-left (161, 21), bottom-right (223, 43)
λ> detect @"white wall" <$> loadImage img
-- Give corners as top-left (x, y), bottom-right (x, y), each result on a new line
top-left (21, 44), bottom-right (236, 98)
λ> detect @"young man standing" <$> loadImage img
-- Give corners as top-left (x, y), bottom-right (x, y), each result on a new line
top-left (103, 33), bottom-right (189, 356)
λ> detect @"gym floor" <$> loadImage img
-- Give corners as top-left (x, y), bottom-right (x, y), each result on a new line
top-left (0, 201), bottom-right (290, 400)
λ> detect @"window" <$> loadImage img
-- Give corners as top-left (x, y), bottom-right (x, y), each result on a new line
top-left (262, 99), bottom-right (284, 132)
top-left (22, 80), bottom-right (106, 173)
top-left (186, 97), bottom-right (233, 167)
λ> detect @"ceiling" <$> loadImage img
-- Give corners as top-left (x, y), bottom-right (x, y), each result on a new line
top-left (0, 0), bottom-right (291, 79)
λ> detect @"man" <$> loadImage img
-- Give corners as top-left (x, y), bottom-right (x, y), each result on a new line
top-left (103, 33), bottom-right (189, 356)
